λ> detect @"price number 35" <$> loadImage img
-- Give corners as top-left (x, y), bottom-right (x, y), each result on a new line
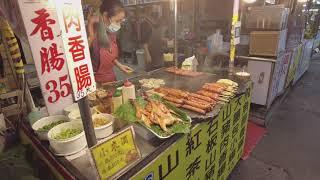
top-left (45, 75), bottom-right (71, 103)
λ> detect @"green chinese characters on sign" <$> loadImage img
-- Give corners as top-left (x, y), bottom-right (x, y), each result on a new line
top-left (132, 85), bottom-right (252, 180)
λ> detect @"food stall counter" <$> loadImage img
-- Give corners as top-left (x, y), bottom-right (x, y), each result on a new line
top-left (21, 67), bottom-right (252, 180)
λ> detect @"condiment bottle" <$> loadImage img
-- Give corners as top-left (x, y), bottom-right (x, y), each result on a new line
top-left (112, 88), bottom-right (123, 113)
top-left (122, 80), bottom-right (136, 103)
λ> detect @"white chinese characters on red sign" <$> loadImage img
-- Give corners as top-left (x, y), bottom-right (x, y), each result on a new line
top-left (55, 0), bottom-right (96, 101)
top-left (17, 1), bottom-right (73, 115)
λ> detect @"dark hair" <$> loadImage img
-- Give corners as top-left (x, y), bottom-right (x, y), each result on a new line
top-left (100, 0), bottom-right (125, 17)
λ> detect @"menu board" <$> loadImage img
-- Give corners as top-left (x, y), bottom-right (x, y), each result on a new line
top-left (17, 0), bottom-right (73, 115)
top-left (90, 126), bottom-right (141, 179)
top-left (55, 0), bottom-right (96, 101)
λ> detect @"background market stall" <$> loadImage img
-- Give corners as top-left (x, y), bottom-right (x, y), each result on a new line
top-left (230, 0), bottom-right (318, 124)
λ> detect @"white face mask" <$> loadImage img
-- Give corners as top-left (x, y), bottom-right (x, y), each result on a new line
top-left (107, 19), bottom-right (121, 32)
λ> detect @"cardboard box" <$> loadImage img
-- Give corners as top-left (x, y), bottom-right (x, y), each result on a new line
top-left (278, 0), bottom-right (295, 11)
top-left (249, 30), bottom-right (287, 57)
top-left (246, 6), bottom-right (289, 31)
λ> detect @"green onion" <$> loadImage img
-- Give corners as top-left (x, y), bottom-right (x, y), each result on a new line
top-left (54, 128), bottom-right (82, 140)
top-left (38, 120), bottom-right (66, 132)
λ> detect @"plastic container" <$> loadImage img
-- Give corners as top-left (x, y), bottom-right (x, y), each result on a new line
top-left (28, 108), bottom-right (45, 125)
top-left (246, 6), bottom-right (289, 31)
top-left (207, 29), bottom-right (223, 54)
top-left (47, 121), bottom-right (87, 156)
top-left (63, 103), bottom-right (79, 116)
top-left (122, 80), bottom-right (136, 104)
top-left (92, 114), bottom-right (114, 139)
top-left (112, 88), bottom-right (123, 113)
top-left (68, 108), bottom-right (96, 121)
top-left (32, 115), bottom-right (69, 140)
top-left (68, 109), bottom-right (82, 121)
top-left (136, 49), bottom-right (145, 71)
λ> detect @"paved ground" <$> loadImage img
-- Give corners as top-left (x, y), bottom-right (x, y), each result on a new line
top-left (229, 57), bottom-right (320, 180)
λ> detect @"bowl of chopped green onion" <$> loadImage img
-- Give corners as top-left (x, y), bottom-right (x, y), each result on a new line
top-left (32, 115), bottom-right (69, 140)
top-left (47, 121), bottom-right (86, 156)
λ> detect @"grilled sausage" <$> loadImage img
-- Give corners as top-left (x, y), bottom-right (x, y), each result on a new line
top-left (170, 102), bottom-right (182, 107)
top-left (197, 90), bottom-right (220, 100)
top-left (185, 100), bottom-right (209, 110)
top-left (189, 93), bottom-right (214, 103)
top-left (202, 84), bottom-right (224, 94)
top-left (182, 105), bottom-right (206, 114)
top-left (164, 96), bottom-right (184, 104)
top-left (187, 96), bottom-right (215, 106)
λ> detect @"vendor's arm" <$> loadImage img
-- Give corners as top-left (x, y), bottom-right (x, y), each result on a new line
top-left (140, 21), bottom-right (153, 64)
top-left (143, 43), bottom-right (152, 63)
top-left (88, 15), bottom-right (99, 47)
top-left (115, 59), bottom-right (134, 74)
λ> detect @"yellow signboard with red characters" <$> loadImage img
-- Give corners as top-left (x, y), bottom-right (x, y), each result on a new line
top-left (90, 127), bottom-right (141, 180)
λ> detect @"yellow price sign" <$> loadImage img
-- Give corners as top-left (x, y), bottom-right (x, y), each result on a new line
top-left (90, 127), bottom-right (141, 179)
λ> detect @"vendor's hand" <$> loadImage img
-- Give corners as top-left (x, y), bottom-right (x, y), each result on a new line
top-left (88, 15), bottom-right (99, 25)
top-left (120, 65), bottom-right (134, 74)
top-left (146, 54), bottom-right (152, 64)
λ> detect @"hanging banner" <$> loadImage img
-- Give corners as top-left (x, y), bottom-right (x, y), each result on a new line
top-left (55, 0), bottom-right (96, 101)
top-left (294, 40), bottom-right (313, 84)
top-left (277, 52), bottom-right (291, 95)
top-left (285, 45), bottom-right (303, 88)
top-left (267, 51), bottom-right (292, 107)
top-left (17, 0), bottom-right (73, 115)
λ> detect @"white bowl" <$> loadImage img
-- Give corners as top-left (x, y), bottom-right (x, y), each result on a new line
top-left (32, 115), bottom-right (69, 140)
top-left (68, 108), bottom-right (96, 121)
top-left (64, 103), bottom-right (79, 116)
top-left (68, 109), bottom-right (82, 121)
top-left (47, 122), bottom-right (87, 156)
top-left (92, 114), bottom-right (114, 139)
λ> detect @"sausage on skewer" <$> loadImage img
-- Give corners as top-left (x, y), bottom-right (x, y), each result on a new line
top-left (189, 93), bottom-right (214, 103)
top-left (185, 100), bottom-right (210, 111)
top-left (205, 83), bottom-right (237, 93)
top-left (197, 90), bottom-right (220, 100)
top-left (164, 96), bottom-right (184, 104)
top-left (202, 85), bottom-right (224, 94)
top-left (170, 102), bottom-right (182, 108)
top-left (182, 105), bottom-right (206, 114)
top-left (156, 87), bottom-right (189, 98)
top-left (187, 96), bottom-right (216, 106)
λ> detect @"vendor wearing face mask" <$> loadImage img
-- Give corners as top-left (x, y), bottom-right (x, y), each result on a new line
top-left (88, 0), bottom-right (133, 84)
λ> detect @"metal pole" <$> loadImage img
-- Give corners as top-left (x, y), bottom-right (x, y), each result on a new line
top-left (78, 97), bottom-right (97, 147)
top-left (229, 0), bottom-right (240, 75)
top-left (174, 0), bottom-right (178, 68)
top-left (192, 0), bottom-right (197, 33)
